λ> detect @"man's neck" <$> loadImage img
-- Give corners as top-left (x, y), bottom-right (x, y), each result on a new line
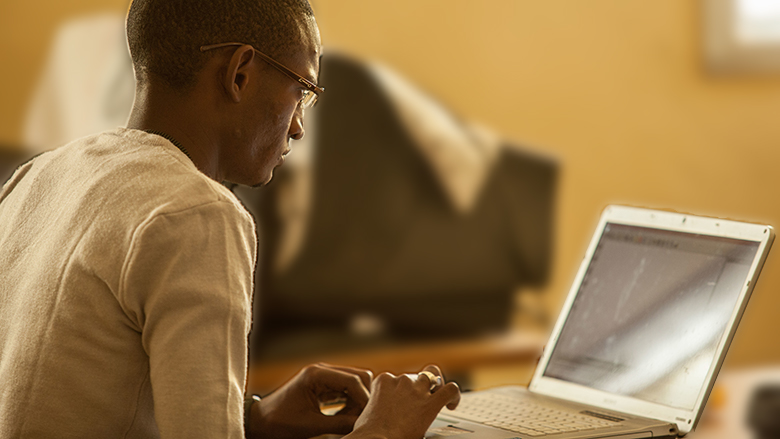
top-left (126, 82), bottom-right (223, 181)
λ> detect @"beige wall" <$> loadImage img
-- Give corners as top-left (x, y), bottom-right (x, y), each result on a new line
top-left (1, 0), bottom-right (779, 368)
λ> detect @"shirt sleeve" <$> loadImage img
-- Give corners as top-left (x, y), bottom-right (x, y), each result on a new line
top-left (118, 200), bottom-right (257, 439)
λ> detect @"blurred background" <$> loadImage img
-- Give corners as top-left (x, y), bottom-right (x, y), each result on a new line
top-left (2, 0), bottom-right (780, 436)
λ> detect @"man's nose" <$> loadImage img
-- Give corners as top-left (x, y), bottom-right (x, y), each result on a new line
top-left (288, 106), bottom-right (305, 141)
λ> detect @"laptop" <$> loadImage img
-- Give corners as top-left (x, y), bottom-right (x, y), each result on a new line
top-left (427, 205), bottom-right (774, 439)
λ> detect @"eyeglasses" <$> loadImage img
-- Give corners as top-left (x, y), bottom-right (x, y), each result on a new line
top-left (200, 42), bottom-right (324, 109)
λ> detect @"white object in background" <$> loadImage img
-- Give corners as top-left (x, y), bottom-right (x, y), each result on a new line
top-left (703, 0), bottom-right (780, 74)
top-left (736, 0), bottom-right (780, 44)
top-left (24, 13), bottom-right (134, 153)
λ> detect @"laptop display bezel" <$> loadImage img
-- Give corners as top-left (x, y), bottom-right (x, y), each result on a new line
top-left (528, 205), bottom-right (774, 435)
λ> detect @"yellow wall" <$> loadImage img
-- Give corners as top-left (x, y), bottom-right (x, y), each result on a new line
top-left (1, 0), bottom-right (779, 368)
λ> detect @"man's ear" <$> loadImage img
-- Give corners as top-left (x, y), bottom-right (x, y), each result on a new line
top-left (224, 45), bottom-right (256, 103)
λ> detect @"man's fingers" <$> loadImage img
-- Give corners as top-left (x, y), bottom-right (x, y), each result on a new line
top-left (408, 371), bottom-right (442, 392)
top-left (316, 363), bottom-right (373, 390)
top-left (432, 381), bottom-right (461, 411)
top-left (308, 364), bottom-right (371, 408)
top-left (407, 365), bottom-right (460, 410)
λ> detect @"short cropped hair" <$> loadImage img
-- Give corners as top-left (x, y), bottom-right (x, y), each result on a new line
top-left (126, 0), bottom-right (314, 90)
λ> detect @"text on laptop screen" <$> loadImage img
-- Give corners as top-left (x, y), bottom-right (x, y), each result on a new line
top-left (543, 223), bottom-right (760, 410)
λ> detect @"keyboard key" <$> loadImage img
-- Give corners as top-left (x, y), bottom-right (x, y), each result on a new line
top-left (449, 392), bottom-right (620, 435)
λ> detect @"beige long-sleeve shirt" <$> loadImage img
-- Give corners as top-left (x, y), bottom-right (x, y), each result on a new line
top-left (0, 128), bottom-right (256, 438)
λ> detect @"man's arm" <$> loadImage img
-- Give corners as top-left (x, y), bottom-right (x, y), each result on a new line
top-left (119, 200), bottom-right (256, 438)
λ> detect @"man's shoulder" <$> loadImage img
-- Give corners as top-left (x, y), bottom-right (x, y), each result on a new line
top-left (9, 129), bottom-right (256, 257)
top-left (60, 128), bottom-right (251, 224)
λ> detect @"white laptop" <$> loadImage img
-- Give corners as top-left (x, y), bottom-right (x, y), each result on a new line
top-left (428, 205), bottom-right (774, 439)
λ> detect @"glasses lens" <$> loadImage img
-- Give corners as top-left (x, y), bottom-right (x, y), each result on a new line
top-left (300, 91), bottom-right (318, 109)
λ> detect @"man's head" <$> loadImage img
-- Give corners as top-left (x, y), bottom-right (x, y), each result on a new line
top-left (127, 0), bottom-right (316, 90)
top-left (126, 0), bottom-right (321, 186)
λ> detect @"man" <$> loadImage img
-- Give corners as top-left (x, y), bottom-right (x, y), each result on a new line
top-left (0, 0), bottom-right (459, 437)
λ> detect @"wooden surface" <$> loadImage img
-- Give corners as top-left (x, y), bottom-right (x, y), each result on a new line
top-left (247, 331), bottom-right (546, 394)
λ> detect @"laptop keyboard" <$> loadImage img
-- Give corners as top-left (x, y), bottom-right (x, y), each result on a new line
top-left (450, 392), bottom-right (619, 436)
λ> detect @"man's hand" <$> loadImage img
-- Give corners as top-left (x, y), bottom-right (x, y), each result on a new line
top-left (348, 365), bottom-right (461, 439)
top-left (247, 363), bottom-right (372, 439)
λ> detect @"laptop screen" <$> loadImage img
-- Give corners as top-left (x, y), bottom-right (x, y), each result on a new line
top-left (543, 223), bottom-right (760, 410)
